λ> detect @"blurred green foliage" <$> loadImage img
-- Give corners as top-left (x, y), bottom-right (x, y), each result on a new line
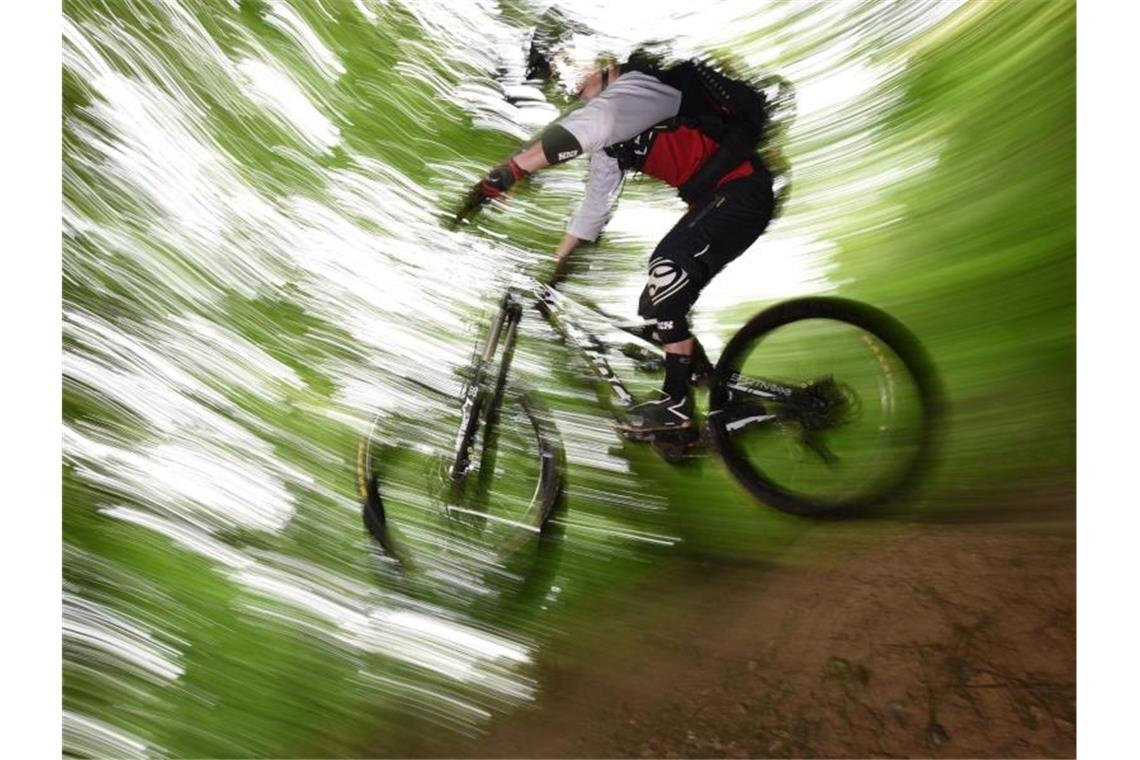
top-left (62, 0), bottom-right (1074, 756)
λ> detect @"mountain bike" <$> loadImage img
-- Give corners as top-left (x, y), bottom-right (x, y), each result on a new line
top-left (356, 275), bottom-right (943, 574)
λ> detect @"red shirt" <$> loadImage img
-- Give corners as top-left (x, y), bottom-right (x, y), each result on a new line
top-left (640, 125), bottom-right (754, 194)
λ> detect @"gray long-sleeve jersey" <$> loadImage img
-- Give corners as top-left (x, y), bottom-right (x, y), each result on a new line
top-left (556, 71), bottom-right (683, 241)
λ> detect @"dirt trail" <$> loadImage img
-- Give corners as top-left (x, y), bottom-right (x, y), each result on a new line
top-left (436, 518), bottom-right (1075, 759)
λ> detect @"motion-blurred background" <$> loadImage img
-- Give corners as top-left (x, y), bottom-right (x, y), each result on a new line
top-left (62, 1), bottom-right (1074, 756)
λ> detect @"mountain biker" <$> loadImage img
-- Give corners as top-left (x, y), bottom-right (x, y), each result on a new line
top-left (466, 48), bottom-right (776, 436)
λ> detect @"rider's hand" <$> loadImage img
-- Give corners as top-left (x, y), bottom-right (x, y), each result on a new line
top-left (472, 158), bottom-right (530, 205)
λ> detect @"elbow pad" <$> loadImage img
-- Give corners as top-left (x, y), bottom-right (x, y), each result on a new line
top-left (540, 124), bottom-right (584, 165)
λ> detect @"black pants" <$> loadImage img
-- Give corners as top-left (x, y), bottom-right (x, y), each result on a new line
top-left (638, 165), bottom-right (775, 344)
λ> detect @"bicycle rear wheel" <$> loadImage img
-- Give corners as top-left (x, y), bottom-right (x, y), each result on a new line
top-left (358, 382), bottom-right (562, 592)
top-left (708, 297), bottom-right (942, 515)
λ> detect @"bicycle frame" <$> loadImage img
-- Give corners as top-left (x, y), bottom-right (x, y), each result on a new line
top-left (451, 279), bottom-right (809, 465)
top-left (539, 281), bottom-right (813, 429)
top-left (532, 281), bottom-right (646, 409)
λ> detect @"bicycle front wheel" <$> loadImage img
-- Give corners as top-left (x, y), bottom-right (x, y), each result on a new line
top-left (358, 384), bottom-right (562, 590)
top-left (708, 297), bottom-right (942, 515)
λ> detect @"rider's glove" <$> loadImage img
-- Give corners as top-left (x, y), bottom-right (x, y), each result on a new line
top-left (475, 158), bottom-right (530, 204)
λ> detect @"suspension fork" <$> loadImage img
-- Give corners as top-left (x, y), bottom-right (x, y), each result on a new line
top-left (450, 294), bottom-right (522, 481)
top-left (473, 300), bottom-right (523, 494)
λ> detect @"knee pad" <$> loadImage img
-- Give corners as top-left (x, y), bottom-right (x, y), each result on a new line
top-left (637, 257), bottom-right (697, 343)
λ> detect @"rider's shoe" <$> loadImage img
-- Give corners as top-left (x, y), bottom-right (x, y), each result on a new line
top-left (616, 392), bottom-right (694, 434)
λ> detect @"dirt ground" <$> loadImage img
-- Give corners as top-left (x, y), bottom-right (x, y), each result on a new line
top-left (435, 516), bottom-right (1075, 759)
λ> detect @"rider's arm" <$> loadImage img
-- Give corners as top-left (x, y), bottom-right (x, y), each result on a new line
top-left (471, 125), bottom-right (576, 202)
top-left (480, 73), bottom-right (678, 191)
top-left (566, 152), bottom-right (624, 243)
top-left (513, 140), bottom-right (551, 173)
top-left (549, 153), bottom-right (623, 279)
top-left (471, 73), bottom-right (674, 212)
top-left (554, 233), bottom-right (581, 263)
top-left (557, 72), bottom-right (681, 152)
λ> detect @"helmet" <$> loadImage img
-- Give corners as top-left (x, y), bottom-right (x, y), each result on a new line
top-left (525, 7), bottom-right (600, 92)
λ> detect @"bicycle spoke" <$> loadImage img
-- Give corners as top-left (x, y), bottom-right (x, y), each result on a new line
top-left (709, 298), bottom-right (940, 514)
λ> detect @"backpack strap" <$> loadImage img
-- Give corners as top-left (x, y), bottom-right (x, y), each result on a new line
top-left (676, 61), bottom-right (770, 202)
top-left (613, 53), bottom-right (771, 198)
top-left (690, 61), bottom-right (768, 141)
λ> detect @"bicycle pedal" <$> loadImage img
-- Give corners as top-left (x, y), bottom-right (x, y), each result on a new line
top-left (652, 429), bottom-right (700, 463)
top-left (652, 441), bottom-right (687, 463)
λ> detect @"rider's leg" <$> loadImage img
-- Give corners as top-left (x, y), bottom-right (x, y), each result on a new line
top-left (662, 337), bottom-right (694, 396)
top-left (619, 169), bottom-right (775, 433)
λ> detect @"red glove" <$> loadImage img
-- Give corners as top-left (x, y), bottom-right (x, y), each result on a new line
top-left (476, 158), bottom-right (530, 202)
top-left (453, 158), bottom-right (532, 226)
